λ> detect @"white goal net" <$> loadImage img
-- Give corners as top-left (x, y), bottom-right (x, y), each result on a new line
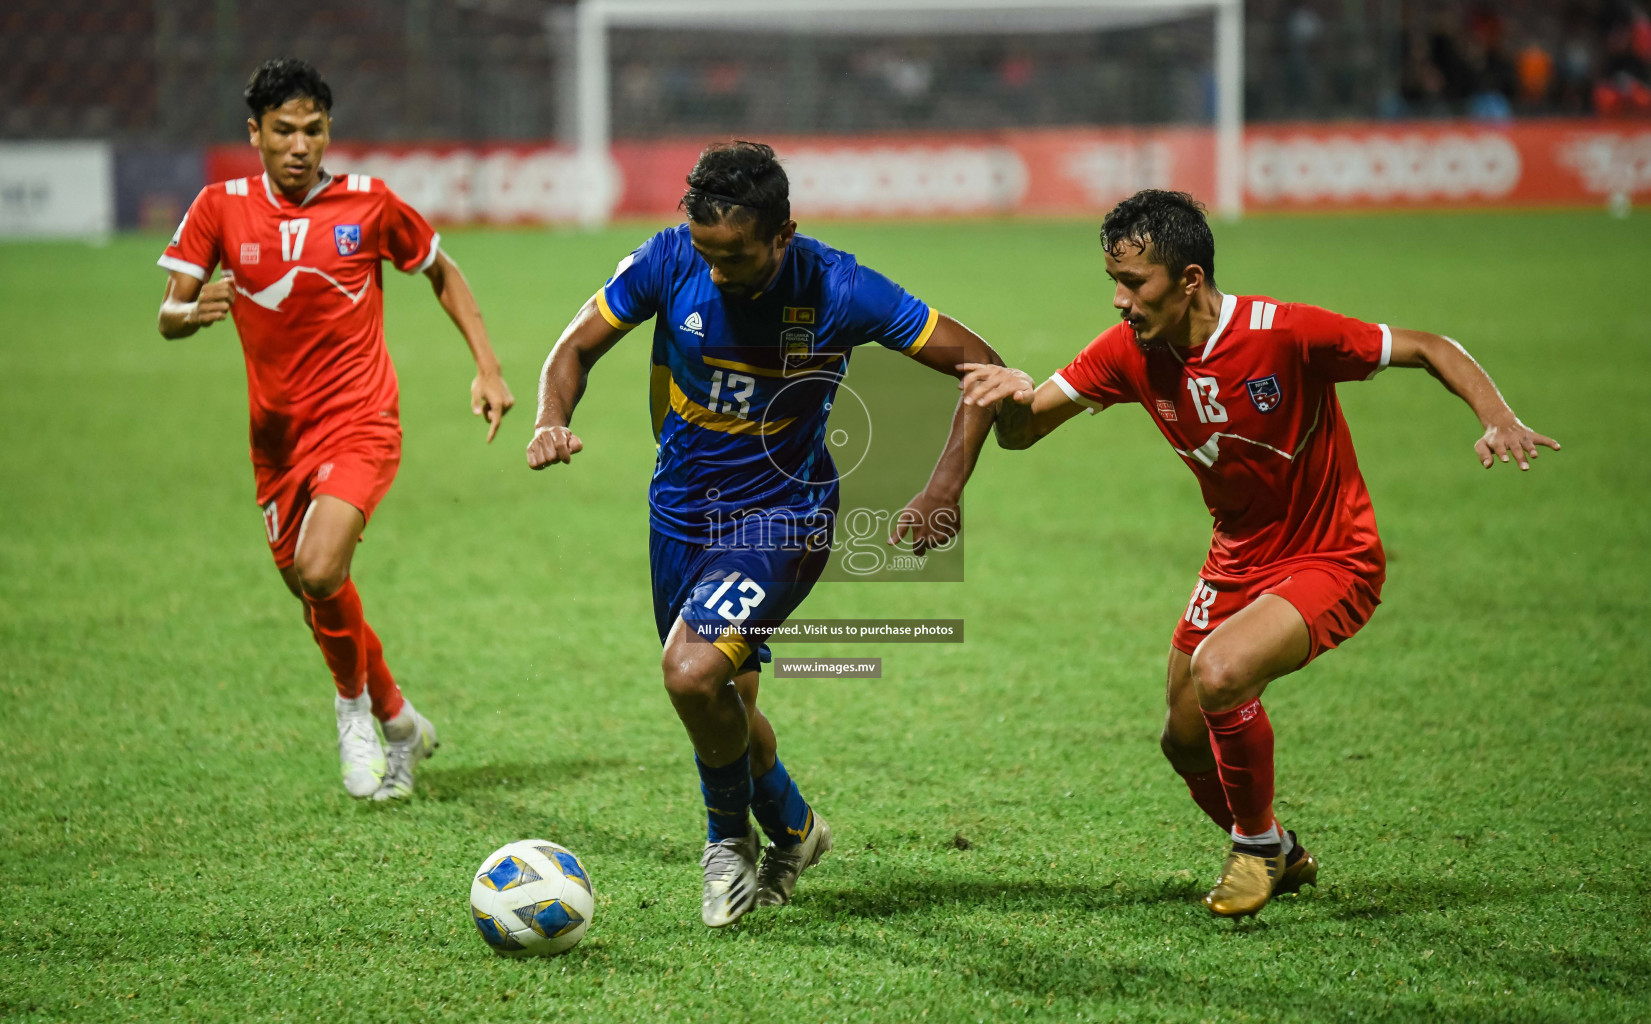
top-left (567, 0), bottom-right (1245, 224)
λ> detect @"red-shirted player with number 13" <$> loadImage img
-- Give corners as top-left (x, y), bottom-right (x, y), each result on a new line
top-left (960, 190), bottom-right (1558, 919)
top-left (155, 59), bottom-right (514, 801)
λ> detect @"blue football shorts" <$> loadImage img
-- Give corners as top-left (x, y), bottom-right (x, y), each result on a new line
top-left (649, 528), bottom-right (831, 674)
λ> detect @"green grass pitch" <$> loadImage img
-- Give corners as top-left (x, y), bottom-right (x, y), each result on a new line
top-left (2, 211), bottom-right (1648, 1023)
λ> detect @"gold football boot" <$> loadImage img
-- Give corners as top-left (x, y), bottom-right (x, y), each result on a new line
top-left (1274, 831), bottom-right (1319, 896)
top-left (1204, 847), bottom-right (1284, 918)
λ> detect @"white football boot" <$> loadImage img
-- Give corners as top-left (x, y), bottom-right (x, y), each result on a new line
top-left (755, 810), bottom-right (833, 906)
top-left (371, 701), bottom-right (438, 802)
top-left (700, 831), bottom-right (761, 927)
top-left (336, 693), bottom-right (387, 799)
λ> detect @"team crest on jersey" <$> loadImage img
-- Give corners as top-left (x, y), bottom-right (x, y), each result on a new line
top-left (781, 326), bottom-right (815, 374)
top-left (1155, 399), bottom-right (1178, 421)
top-left (334, 224), bottom-right (361, 256)
top-left (1246, 375), bottom-right (1283, 413)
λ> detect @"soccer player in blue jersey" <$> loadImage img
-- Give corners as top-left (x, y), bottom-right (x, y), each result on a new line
top-left (526, 141), bottom-right (1004, 927)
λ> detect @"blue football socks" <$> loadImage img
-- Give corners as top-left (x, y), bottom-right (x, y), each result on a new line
top-left (751, 757), bottom-right (813, 847)
top-left (696, 748), bottom-right (753, 842)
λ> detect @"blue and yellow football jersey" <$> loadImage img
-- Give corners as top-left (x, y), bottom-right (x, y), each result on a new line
top-left (598, 224), bottom-right (938, 547)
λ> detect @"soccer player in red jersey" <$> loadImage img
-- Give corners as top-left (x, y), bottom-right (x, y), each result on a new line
top-left (959, 190), bottom-right (1559, 918)
top-left (154, 58), bottom-right (514, 801)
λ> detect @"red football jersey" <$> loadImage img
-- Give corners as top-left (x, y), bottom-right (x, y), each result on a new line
top-left (159, 171), bottom-right (439, 467)
top-left (1054, 293), bottom-right (1391, 582)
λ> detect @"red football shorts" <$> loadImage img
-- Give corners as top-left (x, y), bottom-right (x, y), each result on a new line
top-left (1171, 561), bottom-right (1384, 666)
top-left (253, 428), bottom-right (401, 569)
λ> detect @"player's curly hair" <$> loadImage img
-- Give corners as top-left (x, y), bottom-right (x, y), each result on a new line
top-left (1101, 190), bottom-right (1216, 286)
top-left (681, 141), bottom-right (790, 241)
top-left (244, 58), bottom-right (333, 121)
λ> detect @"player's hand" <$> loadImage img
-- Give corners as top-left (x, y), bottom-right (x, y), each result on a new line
top-left (1475, 419), bottom-right (1560, 471)
top-left (957, 363), bottom-right (1036, 408)
top-left (526, 425), bottom-right (583, 469)
top-left (190, 275), bottom-right (235, 327)
top-left (889, 486), bottom-right (959, 556)
top-left (472, 372), bottom-right (515, 444)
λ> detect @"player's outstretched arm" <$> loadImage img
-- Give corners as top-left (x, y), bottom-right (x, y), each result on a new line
top-left (424, 251), bottom-right (514, 444)
top-left (1388, 329), bottom-right (1560, 471)
top-left (525, 294), bottom-right (630, 470)
top-left (958, 364), bottom-right (1088, 450)
top-left (888, 315), bottom-right (1006, 554)
top-left (156, 270), bottom-right (234, 340)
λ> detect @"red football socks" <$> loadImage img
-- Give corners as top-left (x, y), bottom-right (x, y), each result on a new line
top-left (361, 620), bottom-right (405, 722)
top-left (1177, 767), bottom-right (1236, 832)
top-left (304, 579), bottom-right (405, 721)
top-left (1201, 698), bottom-right (1276, 837)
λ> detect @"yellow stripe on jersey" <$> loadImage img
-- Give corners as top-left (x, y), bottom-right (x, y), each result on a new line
top-left (668, 378), bottom-right (795, 436)
top-left (702, 353), bottom-right (844, 379)
top-left (904, 308), bottom-right (941, 356)
top-left (594, 290), bottom-right (636, 331)
top-left (711, 626), bottom-right (752, 668)
top-left (649, 363), bottom-right (672, 441)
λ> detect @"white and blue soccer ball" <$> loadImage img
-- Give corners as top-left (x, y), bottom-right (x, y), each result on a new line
top-left (469, 839), bottom-right (595, 957)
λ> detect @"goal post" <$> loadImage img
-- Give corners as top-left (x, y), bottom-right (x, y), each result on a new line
top-left (573, 0), bottom-right (1245, 225)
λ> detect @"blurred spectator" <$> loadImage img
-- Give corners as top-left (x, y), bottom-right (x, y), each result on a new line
top-left (1401, 27), bottom-right (1453, 115)
top-left (998, 52), bottom-right (1034, 92)
top-left (1282, 2), bottom-right (1326, 115)
top-left (1516, 38), bottom-right (1555, 104)
top-left (1557, 7), bottom-right (1599, 112)
top-left (1593, 1), bottom-right (1651, 115)
top-left (879, 53), bottom-right (935, 102)
top-left (1428, 11), bottom-right (1477, 101)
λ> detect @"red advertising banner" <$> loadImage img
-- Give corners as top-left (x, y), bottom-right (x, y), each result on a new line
top-left (206, 119), bottom-right (1651, 224)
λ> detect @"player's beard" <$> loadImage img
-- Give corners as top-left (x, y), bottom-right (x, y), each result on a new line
top-left (1128, 320), bottom-right (1170, 355)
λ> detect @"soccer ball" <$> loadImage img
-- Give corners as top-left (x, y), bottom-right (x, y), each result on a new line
top-left (469, 839), bottom-right (595, 957)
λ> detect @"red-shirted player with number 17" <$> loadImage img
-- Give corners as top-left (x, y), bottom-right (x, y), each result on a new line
top-left (155, 59), bottom-right (515, 802)
top-left (960, 190), bottom-right (1559, 919)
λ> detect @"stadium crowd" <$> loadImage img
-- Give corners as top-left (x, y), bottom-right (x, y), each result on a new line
top-left (2, 0), bottom-right (1649, 145)
top-left (1384, 0), bottom-right (1651, 118)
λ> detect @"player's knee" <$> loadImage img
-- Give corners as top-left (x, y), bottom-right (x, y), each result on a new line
top-left (661, 648), bottom-right (727, 705)
top-left (1189, 646), bottom-right (1251, 707)
top-left (293, 553), bottom-right (347, 599)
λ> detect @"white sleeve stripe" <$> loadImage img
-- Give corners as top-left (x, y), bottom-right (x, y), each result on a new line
top-left (407, 233), bottom-right (441, 274)
top-left (1262, 302), bottom-right (1277, 330)
top-left (1249, 302), bottom-right (1263, 330)
top-left (1050, 372), bottom-right (1102, 412)
top-left (1367, 324), bottom-right (1393, 379)
top-left (157, 255), bottom-right (208, 280)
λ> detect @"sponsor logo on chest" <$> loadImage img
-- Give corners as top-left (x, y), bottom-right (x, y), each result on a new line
top-left (1155, 398), bottom-right (1178, 421)
top-left (682, 310), bottom-right (705, 337)
top-left (334, 223), bottom-right (361, 256)
top-left (240, 242), bottom-right (260, 265)
top-left (1246, 375), bottom-right (1283, 413)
